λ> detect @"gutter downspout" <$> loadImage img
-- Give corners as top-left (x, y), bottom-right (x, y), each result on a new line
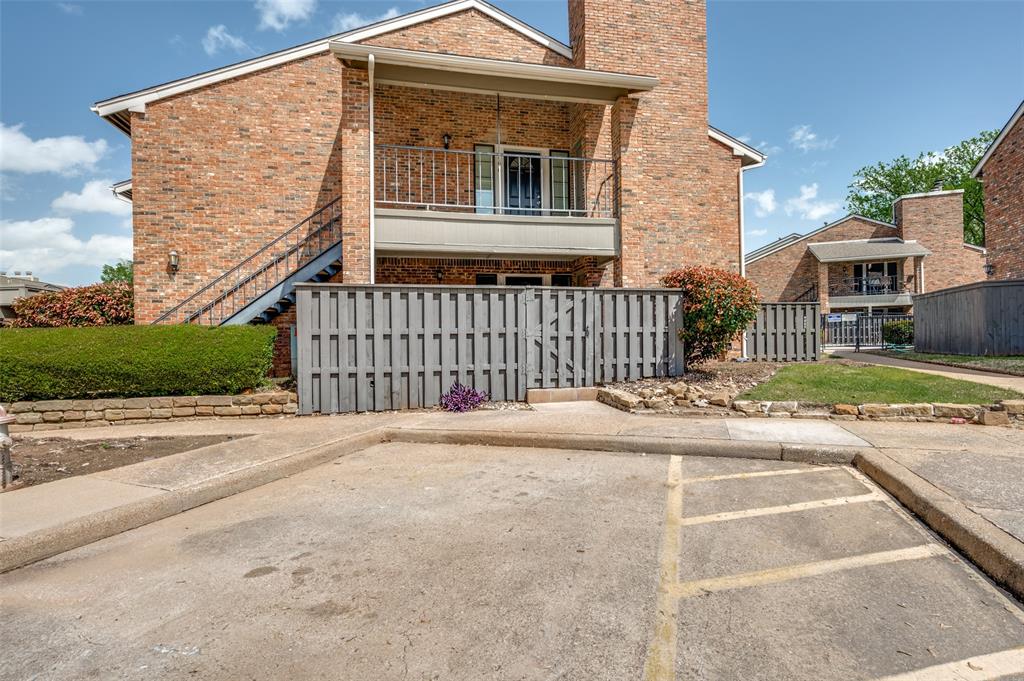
top-left (368, 53), bottom-right (376, 284)
top-left (738, 159), bottom-right (765, 358)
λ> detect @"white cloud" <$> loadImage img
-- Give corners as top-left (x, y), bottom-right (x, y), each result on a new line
top-left (747, 228), bottom-right (768, 237)
top-left (789, 124), bottom-right (837, 153)
top-left (744, 189), bottom-right (777, 218)
top-left (202, 25), bottom-right (252, 56)
top-left (256, 0), bottom-right (317, 31)
top-left (52, 179), bottom-right (131, 217)
top-left (784, 183), bottom-right (841, 222)
top-left (0, 123), bottom-right (108, 175)
top-left (57, 3), bottom-right (83, 15)
top-left (0, 217), bottom-right (132, 278)
top-left (332, 6), bottom-right (400, 33)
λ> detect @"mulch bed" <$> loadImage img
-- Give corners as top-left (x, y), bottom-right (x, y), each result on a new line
top-left (607, 360), bottom-right (782, 399)
top-left (3, 435), bottom-right (237, 492)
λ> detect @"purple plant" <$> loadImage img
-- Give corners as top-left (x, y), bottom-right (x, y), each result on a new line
top-left (439, 382), bottom-right (489, 412)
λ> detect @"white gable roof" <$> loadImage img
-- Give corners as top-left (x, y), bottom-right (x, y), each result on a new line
top-left (92, 0), bottom-right (572, 134)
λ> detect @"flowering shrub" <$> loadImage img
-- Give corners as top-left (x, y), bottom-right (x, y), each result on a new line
top-left (439, 382), bottom-right (489, 412)
top-left (660, 266), bottom-right (760, 367)
top-left (9, 282), bottom-right (133, 327)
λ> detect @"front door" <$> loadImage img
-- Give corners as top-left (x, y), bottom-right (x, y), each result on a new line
top-left (504, 153), bottom-right (542, 215)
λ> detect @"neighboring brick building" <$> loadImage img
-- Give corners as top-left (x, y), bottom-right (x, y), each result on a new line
top-left (93, 0), bottom-right (764, 373)
top-left (973, 99), bottom-right (1024, 281)
top-left (745, 187), bottom-right (987, 313)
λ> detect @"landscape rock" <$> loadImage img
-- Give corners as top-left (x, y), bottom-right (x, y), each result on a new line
top-left (708, 392), bottom-right (731, 407)
top-left (1000, 400), bottom-right (1024, 415)
top-left (597, 388), bottom-right (644, 412)
top-left (979, 410), bottom-right (1010, 426)
top-left (933, 403), bottom-right (981, 419)
top-left (860, 404), bottom-right (901, 417)
top-left (767, 401), bottom-right (797, 414)
top-left (898, 403), bottom-right (934, 417)
top-left (832, 404), bottom-right (858, 416)
top-left (731, 400), bottom-right (762, 414)
top-left (666, 383), bottom-right (689, 398)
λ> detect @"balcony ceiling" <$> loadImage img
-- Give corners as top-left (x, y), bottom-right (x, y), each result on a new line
top-left (808, 238), bottom-right (931, 263)
top-left (330, 43), bottom-right (658, 104)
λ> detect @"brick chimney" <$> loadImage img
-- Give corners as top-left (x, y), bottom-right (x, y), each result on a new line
top-left (567, 0), bottom-right (711, 286)
top-left (893, 187), bottom-right (966, 292)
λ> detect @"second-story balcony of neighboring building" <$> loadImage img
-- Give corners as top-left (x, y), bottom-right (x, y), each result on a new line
top-left (829, 275), bottom-right (913, 297)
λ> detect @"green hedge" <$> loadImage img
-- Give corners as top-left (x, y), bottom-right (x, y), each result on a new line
top-left (0, 325), bottom-right (277, 402)
top-left (882, 319), bottom-right (914, 346)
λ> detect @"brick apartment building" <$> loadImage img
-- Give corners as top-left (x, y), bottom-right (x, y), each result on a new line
top-left (745, 186), bottom-right (987, 314)
top-left (92, 0), bottom-right (763, 371)
top-left (972, 99), bottom-right (1024, 281)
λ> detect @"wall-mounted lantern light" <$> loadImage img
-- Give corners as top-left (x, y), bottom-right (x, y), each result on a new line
top-left (984, 262), bottom-right (995, 277)
top-left (434, 267), bottom-right (444, 283)
top-left (168, 250), bottom-right (180, 273)
top-left (442, 133), bottom-right (452, 150)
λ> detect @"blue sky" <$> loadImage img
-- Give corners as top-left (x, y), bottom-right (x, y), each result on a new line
top-left (1, 0), bottom-right (1021, 286)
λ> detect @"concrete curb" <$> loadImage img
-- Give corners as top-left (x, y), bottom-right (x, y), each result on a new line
top-left (855, 450), bottom-right (1024, 601)
top-left (383, 427), bottom-right (873, 464)
top-left (0, 428), bottom-right (387, 573)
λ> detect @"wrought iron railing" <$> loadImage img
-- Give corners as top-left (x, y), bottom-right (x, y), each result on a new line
top-left (829, 275), bottom-right (912, 297)
top-left (375, 145), bottom-right (617, 218)
top-left (152, 198), bottom-right (342, 325)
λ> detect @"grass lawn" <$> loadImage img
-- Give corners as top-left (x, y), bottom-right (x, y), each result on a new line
top-left (740, 362), bottom-right (1022, 405)
top-left (869, 350), bottom-right (1024, 377)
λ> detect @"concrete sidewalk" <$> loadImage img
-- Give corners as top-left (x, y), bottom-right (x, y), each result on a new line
top-left (832, 349), bottom-right (1024, 393)
top-left (4, 405), bottom-right (1023, 598)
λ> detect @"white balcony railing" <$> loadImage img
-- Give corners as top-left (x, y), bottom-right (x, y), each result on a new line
top-left (375, 145), bottom-right (617, 219)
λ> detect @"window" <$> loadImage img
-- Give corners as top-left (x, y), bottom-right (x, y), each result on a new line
top-left (505, 275), bottom-right (544, 286)
top-left (475, 273), bottom-right (498, 286)
top-left (853, 261), bottom-right (898, 293)
top-left (551, 273), bottom-right (573, 287)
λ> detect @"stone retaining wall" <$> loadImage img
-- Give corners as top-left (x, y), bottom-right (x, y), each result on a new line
top-left (598, 386), bottom-right (1023, 427)
top-left (4, 392), bottom-right (298, 433)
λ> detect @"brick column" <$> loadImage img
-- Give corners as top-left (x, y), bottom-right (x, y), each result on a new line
top-left (341, 65), bottom-right (371, 283)
top-left (817, 260), bottom-right (830, 313)
top-left (612, 95), bottom-right (644, 286)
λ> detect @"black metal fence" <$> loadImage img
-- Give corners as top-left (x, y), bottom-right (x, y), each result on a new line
top-left (822, 313), bottom-right (914, 350)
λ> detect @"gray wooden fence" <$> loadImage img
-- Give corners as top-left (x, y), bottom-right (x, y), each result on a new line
top-left (295, 284), bottom-right (684, 414)
top-left (914, 279), bottom-right (1024, 355)
top-left (744, 302), bottom-right (820, 361)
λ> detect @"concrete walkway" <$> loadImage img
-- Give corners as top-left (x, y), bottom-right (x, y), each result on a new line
top-left (831, 349), bottom-right (1024, 393)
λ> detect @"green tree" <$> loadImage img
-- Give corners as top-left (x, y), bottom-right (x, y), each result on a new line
top-left (846, 130), bottom-right (997, 246)
top-left (101, 259), bottom-right (133, 284)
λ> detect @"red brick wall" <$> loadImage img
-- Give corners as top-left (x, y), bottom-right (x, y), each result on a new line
top-left (131, 53), bottom-right (345, 323)
top-left (569, 0), bottom-right (720, 285)
top-left (706, 137), bottom-right (744, 273)
top-left (361, 9), bottom-right (571, 66)
top-left (980, 116), bottom-right (1024, 280)
top-left (894, 191), bottom-right (987, 292)
top-left (375, 256), bottom-right (607, 285)
top-left (746, 217), bottom-right (900, 302)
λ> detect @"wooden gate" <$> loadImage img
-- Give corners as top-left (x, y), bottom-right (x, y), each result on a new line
top-left (744, 303), bottom-right (820, 362)
top-left (295, 285), bottom-right (684, 414)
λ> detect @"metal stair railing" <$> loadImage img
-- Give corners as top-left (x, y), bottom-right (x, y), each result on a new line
top-left (152, 198), bottom-right (342, 326)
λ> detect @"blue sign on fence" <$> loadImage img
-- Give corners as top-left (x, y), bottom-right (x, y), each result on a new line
top-left (827, 313), bottom-right (842, 323)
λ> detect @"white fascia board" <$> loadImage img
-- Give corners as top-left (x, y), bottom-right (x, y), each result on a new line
top-left (963, 242), bottom-right (986, 253)
top-left (91, 0), bottom-right (572, 125)
top-left (330, 43), bottom-right (657, 92)
top-left (708, 127), bottom-right (766, 166)
top-left (893, 188), bottom-right (965, 202)
top-left (745, 214), bottom-right (898, 264)
top-left (972, 99), bottom-right (1024, 178)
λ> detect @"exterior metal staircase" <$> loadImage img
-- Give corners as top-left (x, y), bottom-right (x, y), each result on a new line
top-left (152, 198), bottom-right (342, 326)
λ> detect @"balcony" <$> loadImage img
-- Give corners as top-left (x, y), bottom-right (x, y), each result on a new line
top-left (373, 145), bottom-right (618, 260)
top-left (829, 275), bottom-right (916, 308)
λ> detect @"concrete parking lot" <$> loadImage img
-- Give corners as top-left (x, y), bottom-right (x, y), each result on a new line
top-left (3, 443), bottom-right (1023, 680)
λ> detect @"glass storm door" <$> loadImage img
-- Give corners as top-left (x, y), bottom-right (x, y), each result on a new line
top-left (504, 153), bottom-right (542, 215)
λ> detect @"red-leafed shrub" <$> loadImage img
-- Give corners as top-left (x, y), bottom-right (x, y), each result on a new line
top-left (9, 282), bottom-right (133, 327)
top-left (660, 266), bottom-right (760, 367)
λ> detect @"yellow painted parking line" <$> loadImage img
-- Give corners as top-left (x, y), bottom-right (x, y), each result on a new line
top-left (680, 467), bottom-right (831, 484)
top-left (642, 454), bottom-right (683, 681)
top-left (870, 646), bottom-right (1024, 681)
top-left (670, 544), bottom-right (945, 599)
top-left (679, 492), bottom-right (885, 526)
